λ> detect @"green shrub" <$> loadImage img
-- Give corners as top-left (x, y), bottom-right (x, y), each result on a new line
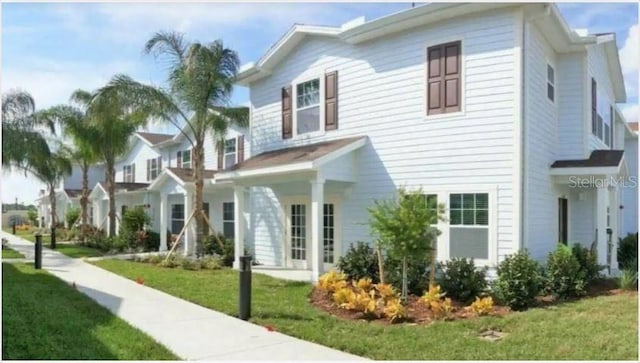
top-left (159, 254), bottom-right (180, 268)
top-left (180, 257), bottom-right (200, 270)
top-left (384, 254), bottom-right (429, 295)
top-left (619, 268), bottom-right (638, 290)
top-left (120, 207), bottom-right (150, 234)
top-left (571, 243), bottom-right (603, 285)
top-left (204, 233), bottom-right (234, 267)
top-left (437, 258), bottom-right (488, 303)
top-left (199, 255), bottom-right (223, 270)
top-left (144, 231), bottom-right (161, 252)
top-left (492, 250), bottom-right (543, 310)
top-left (336, 242), bottom-right (380, 282)
top-left (618, 233), bottom-right (638, 270)
top-left (148, 254), bottom-right (165, 265)
top-left (65, 208), bottom-right (80, 228)
top-left (545, 244), bottom-right (586, 299)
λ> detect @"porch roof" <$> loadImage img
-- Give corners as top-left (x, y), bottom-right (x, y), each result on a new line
top-left (63, 189), bottom-right (83, 198)
top-left (147, 167), bottom-right (218, 191)
top-left (217, 136), bottom-right (367, 181)
top-left (136, 132), bottom-right (174, 146)
top-left (550, 150), bottom-right (627, 178)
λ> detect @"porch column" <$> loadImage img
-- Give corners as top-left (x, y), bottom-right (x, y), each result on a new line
top-left (159, 194), bottom-right (168, 252)
top-left (233, 186), bottom-right (246, 270)
top-left (183, 190), bottom-right (194, 256)
top-left (609, 187), bottom-right (619, 272)
top-left (596, 186), bottom-right (608, 267)
top-left (310, 178), bottom-right (325, 283)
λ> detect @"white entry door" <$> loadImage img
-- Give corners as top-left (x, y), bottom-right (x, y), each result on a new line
top-left (287, 203), bottom-right (309, 269)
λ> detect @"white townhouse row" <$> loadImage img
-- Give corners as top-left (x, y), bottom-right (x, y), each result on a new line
top-left (38, 3), bottom-right (638, 282)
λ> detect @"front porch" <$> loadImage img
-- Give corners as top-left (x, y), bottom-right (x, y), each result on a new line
top-left (217, 136), bottom-right (367, 282)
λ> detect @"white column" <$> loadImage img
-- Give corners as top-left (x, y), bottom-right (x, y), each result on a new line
top-left (233, 186), bottom-right (246, 270)
top-left (310, 178), bottom-right (325, 282)
top-left (160, 194), bottom-right (168, 252)
top-left (609, 187), bottom-right (619, 273)
top-left (596, 186), bottom-right (608, 267)
top-left (183, 191), bottom-right (194, 256)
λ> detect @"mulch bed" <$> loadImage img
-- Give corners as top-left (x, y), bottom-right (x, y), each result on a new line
top-left (308, 287), bottom-right (509, 325)
top-left (309, 278), bottom-right (635, 325)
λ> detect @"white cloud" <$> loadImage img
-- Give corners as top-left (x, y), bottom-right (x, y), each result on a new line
top-left (622, 104), bottom-right (639, 123)
top-left (619, 24), bottom-right (639, 100)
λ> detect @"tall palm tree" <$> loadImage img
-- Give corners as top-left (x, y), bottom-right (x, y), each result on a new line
top-left (71, 89), bottom-right (147, 237)
top-left (36, 102), bottom-right (100, 241)
top-left (2, 90), bottom-right (54, 171)
top-left (91, 31), bottom-right (248, 256)
top-left (28, 146), bottom-right (72, 238)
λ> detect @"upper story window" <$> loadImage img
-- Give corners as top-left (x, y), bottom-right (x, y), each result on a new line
top-left (547, 64), bottom-right (555, 102)
top-left (147, 156), bottom-right (162, 181)
top-left (123, 164), bottom-right (135, 183)
top-left (427, 41), bottom-right (461, 115)
top-left (295, 79), bottom-right (321, 134)
top-left (224, 138), bottom-right (237, 169)
top-left (177, 149), bottom-right (191, 168)
top-left (591, 77), bottom-right (612, 147)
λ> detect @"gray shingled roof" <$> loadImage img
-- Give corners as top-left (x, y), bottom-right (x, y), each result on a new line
top-left (137, 132), bottom-right (174, 145)
top-left (98, 182), bottom-right (150, 192)
top-left (166, 167), bottom-right (217, 183)
top-left (551, 150), bottom-right (624, 168)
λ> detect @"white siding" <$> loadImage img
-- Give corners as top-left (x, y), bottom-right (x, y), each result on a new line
top-left (167, 126), bottom-right (248, 170)
top-left (62, 164), bottom-right (105, 190)
top-left (523, 22), bottom-right (564, 261)
top-left (623, 135), bottom-right (638, 235)
top-left (248, 9), bottom-right (520, 265)
top-left (587, 44), bottom-right (615, 151)
top-left (115, 139), bottom-right (161, 183)
top-left (557, 52), bottom-right (587, 159)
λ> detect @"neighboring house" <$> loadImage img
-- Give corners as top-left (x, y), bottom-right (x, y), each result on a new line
top-left (36, 163), bottom-right (105, 228)
top-left (88, 124), bottom-right (248, 253)
top-left (622, 122), bottom-right (639, 236)
top-left (216, 2), bottom-right (638, 281)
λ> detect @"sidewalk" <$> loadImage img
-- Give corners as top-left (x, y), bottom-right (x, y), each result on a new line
top-left (2, 232), bottom-right (364, 361)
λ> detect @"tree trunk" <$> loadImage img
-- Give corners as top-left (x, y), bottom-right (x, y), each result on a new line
top-left (193, 143), bottom-right (205, 257)
top-left (49, 186), bottom-right (57, 229)
top-left (429, 238), bottom-right (436, 287)
top-left (401, 256), bottom-right (408, 303)
top-left (80, 160), bottom-right (89, 242)
top-left (107, 161), bottom-right (116, 237)
top-left (376, 241), bottom-right (385, 284)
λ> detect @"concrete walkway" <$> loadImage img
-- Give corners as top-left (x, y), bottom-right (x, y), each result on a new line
top-left (2, 232), bottom-right (364, 361)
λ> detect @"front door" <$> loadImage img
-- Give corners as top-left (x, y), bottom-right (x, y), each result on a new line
top-left (558, 197), bottom-right (568, 244)
top-left (287, 203), bottom-right (309, 269)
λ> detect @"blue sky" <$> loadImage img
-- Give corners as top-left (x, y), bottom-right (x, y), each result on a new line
top-left (1, 2), bottom-right (638, 204)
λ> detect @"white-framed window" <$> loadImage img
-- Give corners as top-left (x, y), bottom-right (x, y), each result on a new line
top-left (148, 157), bottom-right (160, 180)
top-left (171, 204), bottom-right (184, 234)
top-left (224, 138), bottom-right (237, 169)
top-left (181, 149), bottom-right (191, 168)
top-left (323, 203), bottom-right (335, 263)
top-left (222, 202), bottom-right (234, 239)
top-left (123, 164), bottom-right (134, 182)
top-left (295, 78), bottom-right (321, 135)
top-left (449, 193), bottom-right (489, 260)
top-left (547, 64), bottom-right (555, 102)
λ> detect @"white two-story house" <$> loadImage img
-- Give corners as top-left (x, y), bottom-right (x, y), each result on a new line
top-left (217, 2), bottom-right (638, 281)
top-left (88, 123), bottom-right (248, 253)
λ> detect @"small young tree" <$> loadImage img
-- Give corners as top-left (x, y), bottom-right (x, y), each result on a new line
top-left (27, 209), bottom-right (38, 226)
top-left (368, 187), bottom-right (444, 301)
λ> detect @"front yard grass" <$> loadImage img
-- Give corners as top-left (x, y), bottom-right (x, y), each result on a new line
top-left (2, 263), bottom-right (178, 360)
top-left (2, 247), bottom-right (24, 259)
top-left (92, 259), bottom-right (638, 360)
top-left (55, 244), bottom-right (105, 258)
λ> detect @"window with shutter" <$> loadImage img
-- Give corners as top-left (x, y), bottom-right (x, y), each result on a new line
top-left (177, 151), bottom-right (182, 168)
top-left (282, 86), bottom-right (292, 139)
top-left (427, 41), bottom-right (461, 115)
top-left (325, 71), bottom-right (338, 130)
top-left (217, 141), bottom-right (224, 170)
top-left (591, 79), bottom-right (597, 135)
top-left (237, 135), bottom-right (245, 162)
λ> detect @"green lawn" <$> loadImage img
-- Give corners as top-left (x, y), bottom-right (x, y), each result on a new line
top-left (92, 259), bottom-right (638, 360)
top-left (2, 247), bottom-right (24, 259)
top-left (2, 263), bottom-right (178, 360)
top-left (55, 244), bottom-right (105, 258)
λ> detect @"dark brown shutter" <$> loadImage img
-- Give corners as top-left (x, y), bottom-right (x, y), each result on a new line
top-left (325, 71), bottom-right (338, 130)
top-left (427, 41), bottom-right (461, 115)
top-left (131, 163), bottom-right (135, 183)
top-left (237, 135), bottom-right (244, 162)
top-left (177, 151), bottom-right (182, 168)
top-left (217, 141), bottom-right (224, 170)
top-left (282, 86), bottom-right (292, 139)
top-left (591, 78), bottom-right (597, 134)
top-left (147, 159), bottom-right (150, 181)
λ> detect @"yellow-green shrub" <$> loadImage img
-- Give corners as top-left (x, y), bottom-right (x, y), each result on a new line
top-left (332, 287), bottom-right (354, 306)
top-left (430, 297), bottom-right (454, 319)
top-left (421, 284), bottom-right (445, 306)
top-left (343, 290), bottom-right (376, 314)
top-left (374, 283), bottom-right (398, 302)
top-left (383, 298), bottom-right (406, 323)
top-left (318, 270), bottom-right (347, 292)
top-left (353, 277), bottom-right (373, 293)
top-left (467, 296), bottom-right (494, 316)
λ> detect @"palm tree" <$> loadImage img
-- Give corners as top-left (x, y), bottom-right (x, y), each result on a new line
top-left (71, 89), bottom-right (146, 237)
top-left (2, 90), bottom-right (54, 171)
top-left (36, 102), bottom-right (101, 242)
top-left (91, 31), bottom-right (248, 256)
top-left (28, 146), bottom-right (72, 241)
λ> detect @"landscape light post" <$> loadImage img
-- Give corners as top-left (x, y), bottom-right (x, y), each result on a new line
top-left (34, 233), bottom-right (42, 269)
top-left (238, 255), bottom-right (252, 320)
